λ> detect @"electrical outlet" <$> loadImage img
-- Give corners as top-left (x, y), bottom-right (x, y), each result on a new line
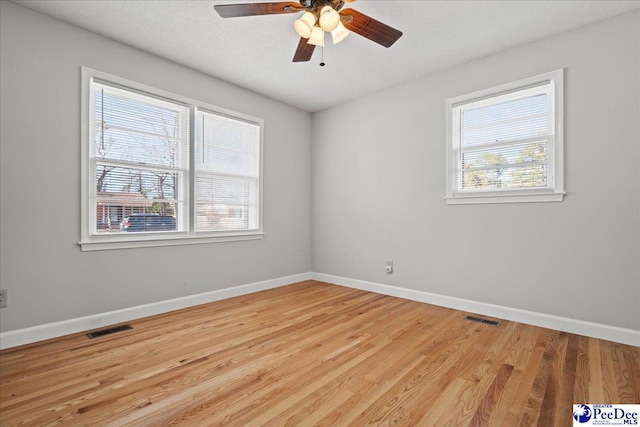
top-left (0, 289), bottom-right (7, 308)
top-left (385, 260), bottom-right (393, 274)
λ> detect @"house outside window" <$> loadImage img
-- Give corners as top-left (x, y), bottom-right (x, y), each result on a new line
top-left (445, 69), bottom-right (564, 204)
top-left (80, 67), bottom-right (263, 251)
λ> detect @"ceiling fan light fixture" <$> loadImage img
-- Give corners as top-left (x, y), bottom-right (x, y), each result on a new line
top-left (331, 20), bottom-right (349, 44)
top-left (213, 1), bottom-right (404, 63)
top-left (294, 11), bottom-right (316, 38)
top-left (319, 6), bottom-right (340, 32)
top-left (307, 25), bottom-right (325, 46)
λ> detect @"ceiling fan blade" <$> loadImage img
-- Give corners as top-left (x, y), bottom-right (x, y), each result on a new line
top-left (339, 8), bottom-right (402, 48)
top-left (293, 37), bottom-right (315, 62)
top-left (214, 2), bottom-right (304, 18)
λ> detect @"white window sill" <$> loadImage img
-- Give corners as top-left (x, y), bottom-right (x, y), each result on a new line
top-left (445, 192), bottom-right (565, 205)
top-left (79, 232), bottom-right (264, 251)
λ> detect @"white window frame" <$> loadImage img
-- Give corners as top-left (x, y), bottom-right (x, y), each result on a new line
top-left (445, 69), bottom-right (564, 204)
top-left (80, 67), bottom-right (264, 251)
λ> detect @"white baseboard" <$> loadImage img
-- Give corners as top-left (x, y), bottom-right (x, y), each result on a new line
top-left (311, 272), bottom-right (640, 347)
top-left (3, 272), bottom-right (638, 350)
top-left (0, 272), bottom-right (312, 350)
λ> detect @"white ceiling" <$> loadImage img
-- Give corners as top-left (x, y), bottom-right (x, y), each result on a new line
top-left (13, 0), bottom-right (640, 112)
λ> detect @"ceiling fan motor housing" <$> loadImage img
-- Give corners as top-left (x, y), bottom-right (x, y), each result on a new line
top-left (301, 0), bottom-right (345, 14)
top-left (300, 0), bottom-right (344, 12)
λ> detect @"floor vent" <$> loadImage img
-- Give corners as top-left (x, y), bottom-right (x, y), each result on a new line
top-left (465, 315), bottom-right (500, 326)
top-left (86, 324), bottom-right (133, 339)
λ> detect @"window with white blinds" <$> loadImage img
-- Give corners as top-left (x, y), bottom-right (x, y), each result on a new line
top-left (445, 69), bottom-right (564, 204)
top-left (195, 111), bottom-right (260, 232)
top-left (91, 82), bottom-right (189, 233)
top-left (81, 68), bottom-right (263, 250)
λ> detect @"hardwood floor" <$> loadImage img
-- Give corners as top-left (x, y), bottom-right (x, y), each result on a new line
top-left (1, 281), bottom-right (638, 426)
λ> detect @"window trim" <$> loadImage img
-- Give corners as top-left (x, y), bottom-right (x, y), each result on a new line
top-left (445, 69), bottom-right (564, 205)
top-left (80, 67), bottom-right (264, 251)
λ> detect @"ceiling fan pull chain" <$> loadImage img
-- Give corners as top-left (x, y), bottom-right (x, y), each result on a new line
top-left (320, 44), bottom-right (325, 66)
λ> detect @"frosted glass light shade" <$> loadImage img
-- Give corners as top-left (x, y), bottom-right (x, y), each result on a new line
top-left (294, 12), bottom-right (316, 38)
top-left (319, 7), bottom-right (340, 32)
top-left (307, 26), bottom-right (325, 46)
top-left (331, 21), bottom-right (349, 44)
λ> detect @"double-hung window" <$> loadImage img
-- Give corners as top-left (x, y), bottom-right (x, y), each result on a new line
top-left (195, 110), bottom-right (260, 232)
top-left (445, 69), bottom-right (564, 204)
top-left (80, 68), bottom-right (263, 250)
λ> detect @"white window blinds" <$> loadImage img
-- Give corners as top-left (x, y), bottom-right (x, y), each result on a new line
top-left (90, 81), bottom-right (189, 234)
top-left (446, 69), bottom-right (564, 204)
top-left (195, 111), bottom-right (260, 232)
top-left (453, 84), bottom-right (554, 192)
top-left (82, 68), bottom-right (264, 250)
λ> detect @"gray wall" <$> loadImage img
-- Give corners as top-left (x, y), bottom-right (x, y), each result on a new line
top-left (2, 2), bottom-right (639, 335)
top-left (312, 10), bottom-right (640, 331)
top-left (0, 2), bottom-right (312, 332)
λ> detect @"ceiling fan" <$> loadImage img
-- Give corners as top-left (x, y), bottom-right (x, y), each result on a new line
top-left (214, 0), bottom-right (403, 62)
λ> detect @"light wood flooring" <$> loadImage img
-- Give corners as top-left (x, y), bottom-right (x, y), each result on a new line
top-left (1, 280), bottom-right (639, 426)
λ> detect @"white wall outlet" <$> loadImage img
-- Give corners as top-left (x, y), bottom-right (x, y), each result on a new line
top-left (385, 260), bottom-right (393, 274)
top-left (0, 289), bottom-right (7, 308)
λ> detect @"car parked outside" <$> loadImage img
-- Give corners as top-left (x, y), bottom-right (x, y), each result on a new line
top-left (120, 214), bottom-right (177, 232)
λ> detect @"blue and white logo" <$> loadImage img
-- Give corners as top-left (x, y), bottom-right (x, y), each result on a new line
top-left (573, 404), bottom-right (639, 426)
top-left (573, 404), bottom-right (592, 423)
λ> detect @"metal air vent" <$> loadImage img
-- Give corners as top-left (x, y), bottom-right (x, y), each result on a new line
top-left (86, 324), bottom-right (133, 339)
top-left (465, 315), bottom-right (500, 326)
